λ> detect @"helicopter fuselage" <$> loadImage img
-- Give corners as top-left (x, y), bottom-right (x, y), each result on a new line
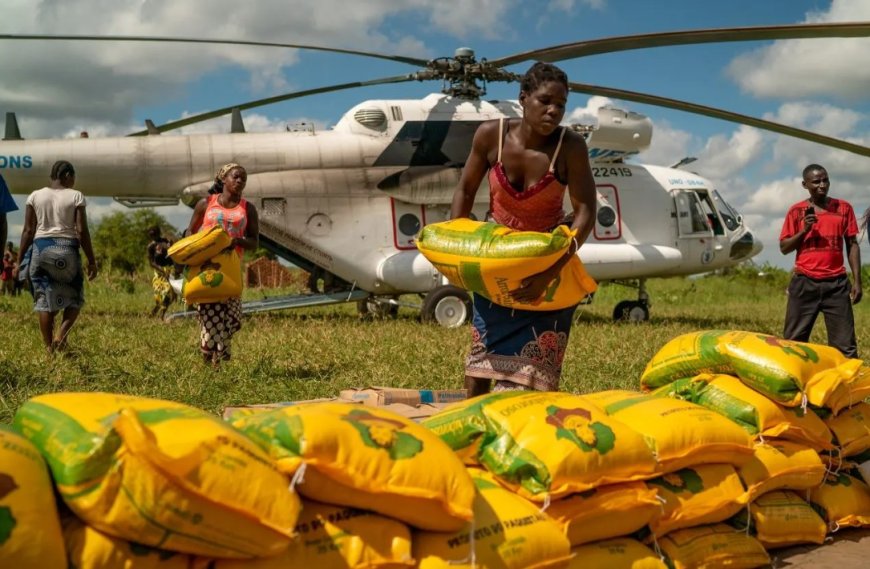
top-left (0, 95), bottom-right (761, 300)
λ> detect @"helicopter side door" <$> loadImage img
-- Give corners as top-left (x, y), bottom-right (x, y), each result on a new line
top-left (672, 189), bottom-right (717, 268)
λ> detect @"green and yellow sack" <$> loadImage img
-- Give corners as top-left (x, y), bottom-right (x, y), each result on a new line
top-left (13, 392), bottom-right (299, 558)
top-left (641, 330), bottom-right (862, 407)
top-left (737, 440), bottom-right (825, 502)
top-left (546, 482), bottom-right (660, 546)
top-left (182, 250), bottom-right (242, 304)
top-left (825, 401), bottom-right (870, 457)
top-left (231, 401), bottom-right (475, 532)
top-left (0, 424), bottom-right (67, 569)
top-left (64, 517), bottom-right (192, 569)
top-left (729, 490), bottom-right (826, 550)
top-left (168, 225), bottom-right (232, 266)
top-left (203, 500), bottom-right (414, 569)
top-left (652, 374), bottom-right (834, 450)
top-left (823, 365), bottom-right (870, 416)
top-left (423, 391), bottom-right (658, 502)
top-left (808, 473), bottom-right (870, 531)
top-left (413, 468), bottom-right (572, 569)
top-left (585, 390), bottom-right (754, 472)
top-left (658, 524), bottom-right (769, 569)
top-left (416, 219), bottom-right (596, 311)
top-left (568, 538), bottom-right (666, 569)
top-left (647, 464), bottom-right (746, 537)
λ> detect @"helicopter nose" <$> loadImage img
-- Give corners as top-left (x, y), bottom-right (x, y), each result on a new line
top-left (729, 230), bottom-right (762, 261)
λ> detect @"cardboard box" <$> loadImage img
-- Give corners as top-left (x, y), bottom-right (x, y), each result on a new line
top-left (339, 386), bottom-right (467, 407)
top-left (221, 398), bottom-right (452, 422)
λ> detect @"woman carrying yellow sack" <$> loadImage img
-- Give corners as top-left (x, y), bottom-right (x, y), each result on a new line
top-left (186, 163), bottom-right (259, 365)
top-left (450, 62), bottom-right (597, 395)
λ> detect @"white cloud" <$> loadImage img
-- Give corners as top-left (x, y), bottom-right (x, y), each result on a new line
top-left (692, 125), bottom-right (765, 180)
top-left (566, 95), bottom-right (614, 124)
top-left (0, 0), bottom-right (516, 138)
top-left (727, 0), bottom-right (870, 100)
top-left (634, 120), bottom-right (693, 168)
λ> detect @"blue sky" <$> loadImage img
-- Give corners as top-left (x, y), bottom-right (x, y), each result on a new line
top-left (1, 0), bottom-right (868, 269)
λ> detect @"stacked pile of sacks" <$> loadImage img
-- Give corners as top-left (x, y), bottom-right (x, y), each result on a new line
top-left (639, 330), bottom-right (870, 556)
top-left (2, 330), bottom-right (870, 568)
top-left (1, 394), bottom-right (478, 568)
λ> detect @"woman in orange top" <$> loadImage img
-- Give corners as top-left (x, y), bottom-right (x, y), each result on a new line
top-left (187, 163), bottom-right (259, 364)
top-left (450, 62), bottom-right (597, 395)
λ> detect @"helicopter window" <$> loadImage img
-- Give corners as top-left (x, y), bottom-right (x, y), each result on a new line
top-left (398, 213), bottom-right (421, 236)
top-left (712, 190), bottom-right (741, 231)
top-left (694, 192), bottom-right (725, 236)
top-left (674, 191), bottom-right (711, 235)
top-left (597, 206), bottom-right (617, 227)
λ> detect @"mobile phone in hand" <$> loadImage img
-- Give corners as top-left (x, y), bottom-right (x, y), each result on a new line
top-left (805, 206), bottom-right (815, 217)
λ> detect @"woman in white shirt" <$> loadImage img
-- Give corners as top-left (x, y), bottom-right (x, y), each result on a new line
top-left (15, 160), bottom-right (97, 353)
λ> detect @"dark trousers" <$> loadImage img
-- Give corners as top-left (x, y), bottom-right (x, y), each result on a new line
top-left (784, 273), bottom-right (858, 358)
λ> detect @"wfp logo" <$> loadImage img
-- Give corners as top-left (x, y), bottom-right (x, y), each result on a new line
top-left (0, 156), bottom-right (33, 169)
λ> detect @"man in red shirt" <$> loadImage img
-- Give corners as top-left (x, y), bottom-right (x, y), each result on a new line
top-left (780, 164), bottom-right (862, 358)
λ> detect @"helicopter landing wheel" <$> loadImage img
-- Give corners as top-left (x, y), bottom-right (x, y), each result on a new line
top-left (357, 297), bottom-right (399, 319)
top-left (613, 300), bottom-right (649, 323)
top-left (421, 285), bottom-right (471, 328)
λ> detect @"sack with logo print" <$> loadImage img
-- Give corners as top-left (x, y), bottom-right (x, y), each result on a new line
top-left (182, 250), bottom-right (242, 304)
top-left (423, 391), bottom-right (658, 502)
top-left (168, 225), bottom-right (232, 266)
top-left (416, 218), bottom-right (596, 310)
top-left (737, 440), bottom-right (826, 502)
top-left (231, 401), bottom-right (475, 531)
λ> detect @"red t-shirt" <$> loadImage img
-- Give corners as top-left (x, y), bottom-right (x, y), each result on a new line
top-left (780, 198), bottom-right (858, 279)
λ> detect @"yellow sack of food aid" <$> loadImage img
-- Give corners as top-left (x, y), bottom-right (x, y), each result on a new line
top-left (585, 390), bottom-right (753, 472)
top-left (568, 538), bottom-right (666, 569)
top-left (808, 473), bottom-right (870, 530)
top-left (730, 490), bottom-right (826, 549)
top-left (824, 365), bottom-right (870, 416)
top-left (641, 331), bottom-right (862, 407)
top-left (231, 401), bottom-right (474, 531)
top-left (64, 517), bottom-right (192, 569)
top-left (0, 424), bottom-right (67, 569)
top-left (659, 524), bottom-right (769, 569)
top-left (425, 391), bottom-right (658, 502)
top-left (13, 392), bottom-right (299, 558)
top-left (168, 225), bottom-right (232, 266)
top-left (182, 250), bottom-right (243, 304)
top-left (653, 374), bottom-right (834, 451)
top-left (640, 331), bottom-right (732, 391)
top-left (737, 440), bottom-right (825, 502)
top-left (204, 500), bottom-right (414, 569)
top-left (414, 468), bottom-right (572, 569)
top-left (546, 482), bottom-right (660, 546)
top-left (825, 402), bottom-right (870, 457)
top-left (647, 464), bottom-right (746, 537)
top-left (416, 219), bottom-right (596, 311)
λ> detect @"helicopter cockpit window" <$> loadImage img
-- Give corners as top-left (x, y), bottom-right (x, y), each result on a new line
top-left (712, 190), bottom-right (741, 231)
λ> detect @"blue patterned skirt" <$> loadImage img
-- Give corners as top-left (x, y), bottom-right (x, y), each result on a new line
top-left (28, 237), bottom-right (84, 312)
top-left (465, 294), bottom-right (577, 391)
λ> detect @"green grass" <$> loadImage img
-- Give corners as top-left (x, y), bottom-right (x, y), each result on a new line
top-left (1, 270), bottom-right (867, 423)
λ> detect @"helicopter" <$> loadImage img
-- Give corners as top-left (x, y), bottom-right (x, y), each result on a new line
top-left (1, 23), bottom-right (868, 326)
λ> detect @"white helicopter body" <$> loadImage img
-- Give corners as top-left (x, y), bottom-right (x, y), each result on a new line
top-left (0, 94), bottom-right (760, 324)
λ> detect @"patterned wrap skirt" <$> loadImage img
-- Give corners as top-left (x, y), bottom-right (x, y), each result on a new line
top-left (197, 297), bottom-right (242, 359)
top-left (28, 237), bottom-right (84, 312)
top-left (152, 267), bottom-right (176, 308)
top-left (465, 293), bottom-right (578, 391)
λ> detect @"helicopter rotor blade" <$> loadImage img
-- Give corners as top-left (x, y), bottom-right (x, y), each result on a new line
top-left (128, 74), bottom-right (416, 136)
top-left (567, 81), bottom-right (870, 158)
top-left (491, 22), bottom-right (870, 67)
top-left (0, 34), bottom-right (429, 67)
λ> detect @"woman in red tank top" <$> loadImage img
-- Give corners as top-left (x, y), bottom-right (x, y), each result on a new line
top-left (187, 163), bottom-right (260, 365)
top-left (450, 62), bottom-right (597, 395)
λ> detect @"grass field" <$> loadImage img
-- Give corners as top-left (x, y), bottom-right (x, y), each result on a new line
top-left (1, 269), bottom-right (867, 423)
